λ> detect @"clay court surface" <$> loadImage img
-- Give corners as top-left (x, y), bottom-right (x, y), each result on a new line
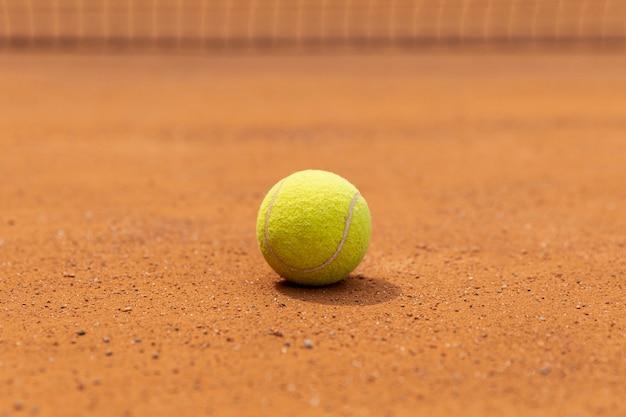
top-left (1, 53), bottom-right (625, 416)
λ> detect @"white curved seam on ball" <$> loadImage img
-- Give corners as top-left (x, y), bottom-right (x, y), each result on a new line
top-left (265, 184), bottom-right (361, 274)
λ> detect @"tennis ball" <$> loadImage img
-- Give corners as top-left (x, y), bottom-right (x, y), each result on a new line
top-left (256, 170), bottom-right (371, 286)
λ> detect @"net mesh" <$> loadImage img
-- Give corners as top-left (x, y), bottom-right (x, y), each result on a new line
top-left (1, 0), bottom-right (625, 51)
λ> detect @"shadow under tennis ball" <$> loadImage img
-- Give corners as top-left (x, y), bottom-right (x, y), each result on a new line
top-left (274, 275), bottom-right (400, 306)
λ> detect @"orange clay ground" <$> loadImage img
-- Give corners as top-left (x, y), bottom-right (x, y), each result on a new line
top-left (0, 53), bottom-right (625, 417)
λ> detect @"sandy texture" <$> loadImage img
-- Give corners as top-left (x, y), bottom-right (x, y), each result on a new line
top-left (1, 53), bottom-right (625, 417)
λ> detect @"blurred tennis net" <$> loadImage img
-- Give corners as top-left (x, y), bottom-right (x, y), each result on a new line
top-left (1, 0), bottom-right (625, 52)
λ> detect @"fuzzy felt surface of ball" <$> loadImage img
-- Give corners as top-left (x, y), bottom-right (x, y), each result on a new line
top-left (256, 170), bottom-right (371, 286)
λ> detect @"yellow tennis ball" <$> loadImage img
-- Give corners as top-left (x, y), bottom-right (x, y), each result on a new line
top-left (256, 170), bottom-right (372, 286)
